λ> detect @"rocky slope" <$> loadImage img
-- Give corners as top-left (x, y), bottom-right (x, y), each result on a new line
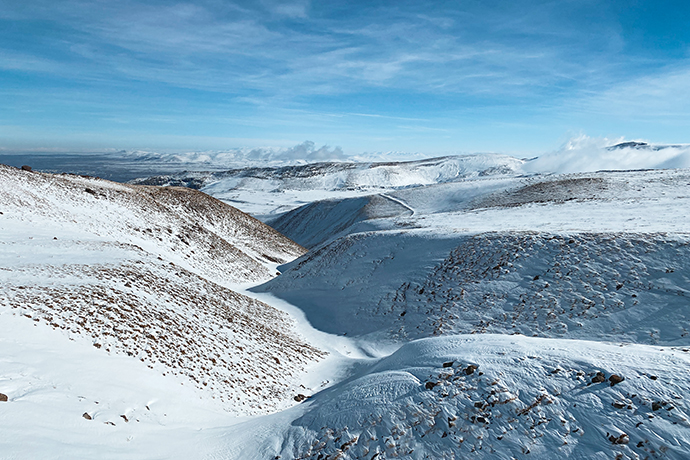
top-left (0, 164), bottom-right (322, 416)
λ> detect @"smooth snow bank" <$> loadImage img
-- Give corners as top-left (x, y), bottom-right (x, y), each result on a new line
top-left (0, 312), bottom-right (232, 460)
top-left (277, 334), bottom-right (690, 460)
top-left (524, 137), bottom-right (690, 174)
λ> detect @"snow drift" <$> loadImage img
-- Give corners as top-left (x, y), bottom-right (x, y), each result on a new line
top-left (279, 335), bottom-right (690, 460)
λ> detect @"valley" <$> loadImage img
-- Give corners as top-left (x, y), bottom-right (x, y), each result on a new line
top-left (1, 147), bottom-right (690, 459)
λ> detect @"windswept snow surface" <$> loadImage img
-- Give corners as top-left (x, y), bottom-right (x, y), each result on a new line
top-left (259, 169), bottom-right (690, 342)
top-left (247, 166), bottom-right (690, 458)
top-left (279, 335), bottom-right (690, 460)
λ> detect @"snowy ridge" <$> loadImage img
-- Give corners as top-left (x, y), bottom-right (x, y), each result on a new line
top-left (0, 165), bottom-right (304, 284)
top-left (132, 154), bottom-right (525, 217)
top-left (0, 164), bottom-right (322, 417)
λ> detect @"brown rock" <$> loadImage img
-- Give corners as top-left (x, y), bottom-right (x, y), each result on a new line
top-left (294, 394), bottom-right (308, 402)
top-left (609, 374), bottom-right (624, 386)
top-left (21, 165), bottom-right (32, 172)
top-left (591, 371), bottom-right (606, 383)
top-left (425, 381), bottom-right (438, 390)
top-left (465, 364), bottom-right (478, 375)
top-left (608, 433), bottom-right (629, 445)
top-left (0, 393), bottom-right (8, 402)
top-left (443, 361), bottom-right (454, 368)
top-left (83, 412), bottom-right (92, 420)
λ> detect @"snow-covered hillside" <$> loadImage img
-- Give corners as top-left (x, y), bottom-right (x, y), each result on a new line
top-left (3, 153), bottom-right (690, 460)
top-left (243, 165), bottom-right (690, 459)
top-left (280, 335), bottom-right (690, 460)
top-left (257, 169), bottom-right (690, 345)
top-left (131, 154), bottom-right (525, 218)
top-left (0, 164), bottom-right (323, 419)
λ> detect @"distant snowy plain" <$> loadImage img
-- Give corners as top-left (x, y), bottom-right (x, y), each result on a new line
top-left (2, 138), bottom-right (690, 459)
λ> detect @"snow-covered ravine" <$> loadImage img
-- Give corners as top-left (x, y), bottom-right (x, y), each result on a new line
top-left (0, 165), bottom-right (352, 458)
top-left (245, 164), bottom-right (690, 459)
top-left (3, 156), bottom-right (690, 459)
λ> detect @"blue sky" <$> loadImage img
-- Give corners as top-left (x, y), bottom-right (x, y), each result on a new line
top-left (1, 0), bottom-right (689, 157)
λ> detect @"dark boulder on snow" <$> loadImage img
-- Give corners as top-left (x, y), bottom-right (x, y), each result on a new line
top-left (0, 393), bottom-right (8, 402)
top-left (608, 433), bottom-right (629, 444)
top-left (609, 374), bottom-right (624, 386)
top-left (591, 371), bottom-right (606, 384)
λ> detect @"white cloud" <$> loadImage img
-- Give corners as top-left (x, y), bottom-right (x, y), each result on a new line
top-left (246, 141), bottom-right (345, 161)
top-left (523, 135), bottom-right (690, 174)
top-left (574, 64), bottom-right (690, 120)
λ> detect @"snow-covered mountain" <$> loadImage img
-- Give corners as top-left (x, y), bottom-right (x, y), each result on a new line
top-left (3, 152), bottom-right (690, 460)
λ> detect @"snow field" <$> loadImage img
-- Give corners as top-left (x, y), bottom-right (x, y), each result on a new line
top-left (279, 335), bottom-right (690, 460)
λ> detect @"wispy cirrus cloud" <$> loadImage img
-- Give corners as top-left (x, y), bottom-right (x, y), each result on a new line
top-left (2, 0), bottom-right (690, 152)
top-left (0, 0), bottom-right (632, 98)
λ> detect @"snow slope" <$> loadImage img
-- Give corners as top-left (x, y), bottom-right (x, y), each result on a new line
top-left (257, 168), bottom-right (690, 345)
top-left (0, 164), bottom-right (322, 419)
top-left (245, 165), bottom-right (690, 459)
top-left (280, 335), bottom-right (690, 460)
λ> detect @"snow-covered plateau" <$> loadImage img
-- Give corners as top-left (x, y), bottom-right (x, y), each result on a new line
top-left (2, 143), bottom-right (690, 459)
